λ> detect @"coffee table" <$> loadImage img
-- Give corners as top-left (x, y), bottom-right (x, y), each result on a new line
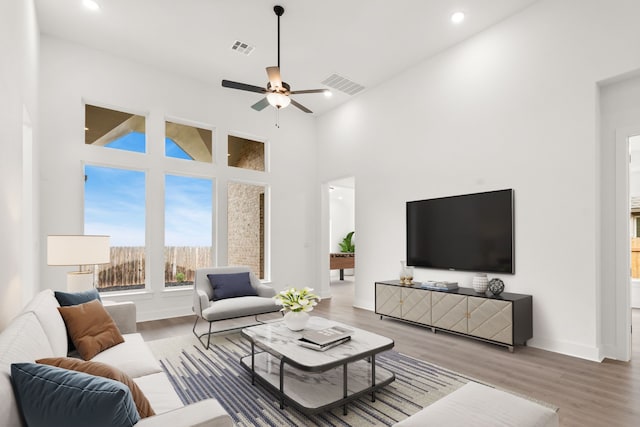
top-left (240, 316), bottom-right (395, 415)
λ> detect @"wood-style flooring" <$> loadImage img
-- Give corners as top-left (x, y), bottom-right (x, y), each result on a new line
top-left (138, 278), bottom-right (640, 426)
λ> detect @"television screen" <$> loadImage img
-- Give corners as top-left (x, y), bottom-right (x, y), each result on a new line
top-left (406, 189), bottom-right (514, 274)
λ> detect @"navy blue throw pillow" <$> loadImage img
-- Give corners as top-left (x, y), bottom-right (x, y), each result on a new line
top-left (54, 288), bottom-right (101, 306)
top-left (207, 272), bottom-right (258, 301)
top-left (11, 363), bottom-right (140, 427)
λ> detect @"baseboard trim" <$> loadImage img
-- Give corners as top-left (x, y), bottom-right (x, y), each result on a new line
top-left (527, 337), bottom-right (602, 362)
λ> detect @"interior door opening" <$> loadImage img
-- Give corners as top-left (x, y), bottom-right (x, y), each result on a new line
top-left (328, 177), bottom-right (355, 293)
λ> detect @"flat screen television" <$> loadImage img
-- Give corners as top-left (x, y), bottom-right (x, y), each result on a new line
top-left (406, 189), bottom-right (514, 274)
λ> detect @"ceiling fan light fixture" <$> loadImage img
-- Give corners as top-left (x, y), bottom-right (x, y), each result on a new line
top-left (267, 92), bottom-right (291, 109)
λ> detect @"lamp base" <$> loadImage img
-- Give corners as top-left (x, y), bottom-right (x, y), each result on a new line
top-left (67, 271), bottom-right (94, 292)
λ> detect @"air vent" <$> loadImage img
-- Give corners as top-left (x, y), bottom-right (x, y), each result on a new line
top-left (321, 74), bottom-right (365, 96)
top-left (231, 40), bottom-right (255, 56)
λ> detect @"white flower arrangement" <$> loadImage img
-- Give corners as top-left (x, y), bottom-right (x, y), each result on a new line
top-left (273, 287), bottom-right (321, 313)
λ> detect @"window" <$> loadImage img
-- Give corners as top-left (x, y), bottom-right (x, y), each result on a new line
top-left (85, 104), bottom-right (146, 153)
top-left (228, 135), bottom-right (265, 171)
top-left (165, 121), bottom-right (213, 162)
top-left (165, 174), bottom-right (213, 287)
top-left (227, 182), bottom-right (266, 279)
top-left (84, 165), bottom-right (146, 292)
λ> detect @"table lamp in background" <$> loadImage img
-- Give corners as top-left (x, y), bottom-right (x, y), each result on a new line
top-left (47, 235), bottom-right (111, 292)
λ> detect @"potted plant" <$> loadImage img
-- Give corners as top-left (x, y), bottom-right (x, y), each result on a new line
top-left (273, 287), bottom-right (321, 330)
top-left (339, 231), bottom-right (355, 253)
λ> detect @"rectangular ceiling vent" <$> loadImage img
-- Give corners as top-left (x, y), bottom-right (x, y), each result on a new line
top-left (321, 74), bottom-right (365, 96)
top-left (231, 40), bottom-right (255, 56)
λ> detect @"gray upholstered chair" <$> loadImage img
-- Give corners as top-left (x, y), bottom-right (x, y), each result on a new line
top-left (192, 266), bottom-right (280, 349)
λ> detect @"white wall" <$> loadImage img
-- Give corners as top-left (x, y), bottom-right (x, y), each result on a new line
top-left (38, 36), bottom-right (319, 321)
top-left (0, 0), bottom-right (39, 329)
top-left (317, 0), bottom-right (640, 360)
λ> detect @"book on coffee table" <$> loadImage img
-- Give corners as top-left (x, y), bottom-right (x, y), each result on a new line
top-left (297, 326), bottom-right (354, 351)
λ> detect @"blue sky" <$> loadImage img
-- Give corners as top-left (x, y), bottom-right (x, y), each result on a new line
top-left (84, 132), bottom-right (212, 246)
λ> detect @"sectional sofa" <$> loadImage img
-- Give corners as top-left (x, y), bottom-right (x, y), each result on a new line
top-left (0, 289), bottom-right (232, 427)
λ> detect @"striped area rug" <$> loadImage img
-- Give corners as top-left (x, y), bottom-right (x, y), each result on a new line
top-left (147, 333), bottom-right (474, 426)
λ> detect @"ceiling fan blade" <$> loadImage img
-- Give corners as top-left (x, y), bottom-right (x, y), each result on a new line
top-left (290, 99), bottom-right (313, 113)
top-left (251, 97), bottom-right (270, 111)
top-left (222, 80), bottom-right (266, 94)
top-left (266, 66), bottom-right (282, 88)
top-left (290, 89), bottom-right (329, 95)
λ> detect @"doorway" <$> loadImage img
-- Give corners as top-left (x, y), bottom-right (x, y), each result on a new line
top-left (324, 177), bottom-right (355, 297)
top-left (630, 135), bottom-right (640, 309)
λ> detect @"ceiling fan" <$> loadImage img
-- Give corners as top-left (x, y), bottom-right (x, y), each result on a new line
top-left (221, 5), bottom-right (329, 114)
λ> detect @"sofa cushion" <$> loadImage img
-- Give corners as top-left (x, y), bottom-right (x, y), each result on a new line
top-left (202, 295), bottom-right (279, 321)
top-left (134, 372), bottom-right (184, 415)
top-left (11, 362), bottom-right (140, 427)
top-left (0, 312), bottom-right (54, 427)
top-left (393, 381), bottom-right (559, 427)
top-left (91, 333), bottom-right (163, 379)
top-left (54, 288), bottom-right (102, 306)
top-left (207, 272), bottom-right (257, 301)
top-left (57, 299), bottom-right (124, 360)
top-left (22, 290), bottom-right (68, 357)
top-left (55, 288), bottom-right (102, 352)
top-left (37, 357), bottom-right (155, 418)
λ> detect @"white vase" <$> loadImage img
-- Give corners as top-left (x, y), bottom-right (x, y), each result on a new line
top-left (283, 311), bottom-right (310, 331)
top-left (472, 273), bottom-right (489, 293)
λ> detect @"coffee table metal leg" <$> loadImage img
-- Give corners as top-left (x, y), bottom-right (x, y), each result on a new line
top-left (371, 355), bottom-right (376, 402)
top-left (280, 359), bottom-right (285, 409)
top-left (343, 363), bottom-right (348, 415)
top-left (251, 342), bottom-right (255, 385)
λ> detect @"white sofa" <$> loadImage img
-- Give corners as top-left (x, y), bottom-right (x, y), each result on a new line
top-left (0, 290), bottom-right (233, 427)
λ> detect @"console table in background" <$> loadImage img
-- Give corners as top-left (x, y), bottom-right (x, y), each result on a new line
top-left (329, 253), bottom-right (355, 280)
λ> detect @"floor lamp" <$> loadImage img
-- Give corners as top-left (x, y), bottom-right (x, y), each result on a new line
top-left (47, 235), bottom-right (111, 292)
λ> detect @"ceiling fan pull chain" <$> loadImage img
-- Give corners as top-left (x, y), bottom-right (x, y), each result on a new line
top-left (275, 108), bottom-right (280, 128)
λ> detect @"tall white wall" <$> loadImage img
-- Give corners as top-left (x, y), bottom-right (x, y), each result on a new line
top-left (317, 0), bottom-right (640, 360)
top-left (0, 0), bottom-right (39, 329)
top-left (39, 36), bottom-right (318, 321)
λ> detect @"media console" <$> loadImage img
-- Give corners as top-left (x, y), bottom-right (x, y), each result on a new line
top-left (375, 280), bottom-right (532, 351)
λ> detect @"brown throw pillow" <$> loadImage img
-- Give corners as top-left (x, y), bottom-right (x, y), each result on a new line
top-left (57, 299), bottom-right (125, 360)
top-left (36, 357), bottom-right (155, 418)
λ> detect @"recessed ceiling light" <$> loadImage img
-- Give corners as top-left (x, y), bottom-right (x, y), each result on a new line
top-left (451, 12), bottom-right (465, 24)
top-left (83, 0), bottom-right (101, 12)
top-left (324, 91), bottom-right (333, 98)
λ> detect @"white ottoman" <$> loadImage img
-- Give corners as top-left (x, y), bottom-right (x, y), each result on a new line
top-left (394, 381), bottom-right (559, 427)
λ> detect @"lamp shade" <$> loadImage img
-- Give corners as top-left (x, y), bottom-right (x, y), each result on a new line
top-left (47, 235), bottom-right (110, 266)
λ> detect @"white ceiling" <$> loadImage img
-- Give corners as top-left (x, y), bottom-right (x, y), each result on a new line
top-left (34, 0), bottom-right (538, 116)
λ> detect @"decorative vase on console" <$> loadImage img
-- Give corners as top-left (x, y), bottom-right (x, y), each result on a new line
top-left (273, 287), bottom-right (320, 331)
top-left (399, 261), bottom-right (414, 285)
top-left (472, 273), bottom-right (489, 293)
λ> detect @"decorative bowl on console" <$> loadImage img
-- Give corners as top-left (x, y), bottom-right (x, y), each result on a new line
top-left (488, 278), bottom-right (505, 296)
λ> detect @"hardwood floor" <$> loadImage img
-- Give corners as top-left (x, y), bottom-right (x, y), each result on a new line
top-left (138, 278), bottom-right (640, 426)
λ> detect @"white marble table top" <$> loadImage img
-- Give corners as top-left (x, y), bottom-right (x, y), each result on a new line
top-left (241, 316), bottom-right (394, 370)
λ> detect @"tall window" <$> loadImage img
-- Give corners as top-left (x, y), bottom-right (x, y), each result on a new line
top-left (85, 104), bottom-right (146, 153)
top-left (227, 182), bottom-right (266, 279)
top-left (165, 174), bottom-right (213, 287)
top-left (84, 165), bottom-right (146, 292)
